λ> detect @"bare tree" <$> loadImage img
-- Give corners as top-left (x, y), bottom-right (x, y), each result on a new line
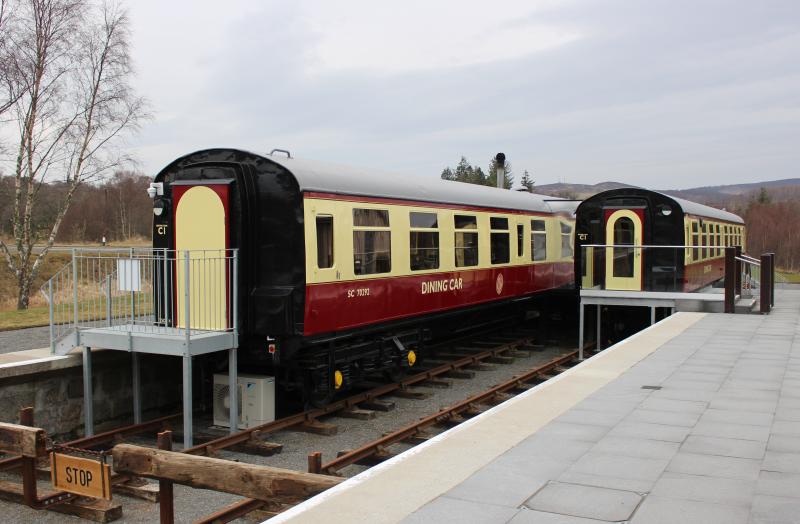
top-left (0, 0), bottom-right (147, 309)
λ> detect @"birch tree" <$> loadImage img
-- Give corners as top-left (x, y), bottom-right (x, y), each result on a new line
top-left (0, 0), bottom-right (147, 309)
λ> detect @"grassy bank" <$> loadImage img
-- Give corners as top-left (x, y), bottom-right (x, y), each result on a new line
top-left (0, 237), bottom-right (149, 330)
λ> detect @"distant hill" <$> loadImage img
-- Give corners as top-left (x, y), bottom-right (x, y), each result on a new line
top-left (535, 178), bottom-right (800, 204)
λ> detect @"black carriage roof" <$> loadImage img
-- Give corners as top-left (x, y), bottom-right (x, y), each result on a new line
top-left (264, 153), bottom-right (561, 214)
top-left (581, 187), bottom-right (744, 224)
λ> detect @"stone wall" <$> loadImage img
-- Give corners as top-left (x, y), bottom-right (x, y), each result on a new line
top-left (0, 351), bottom-right (182, 438)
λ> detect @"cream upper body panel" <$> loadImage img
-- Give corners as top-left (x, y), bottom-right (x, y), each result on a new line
top-left (303, 196), bottom-right (573, 285)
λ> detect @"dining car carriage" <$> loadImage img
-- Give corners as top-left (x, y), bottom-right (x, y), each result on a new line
top-left (150, 148), bottom-right (577, 404)
top-left (575, 188), bottom-right (745, 293)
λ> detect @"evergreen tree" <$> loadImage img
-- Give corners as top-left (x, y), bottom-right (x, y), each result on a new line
top-left (440, 167), bottom-right (455, 181)
top-left (520, 170), bottom-right (535, 192)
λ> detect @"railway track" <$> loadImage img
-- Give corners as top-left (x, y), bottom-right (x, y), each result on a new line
top-left (198, 347), bottom-right (586, 523)
top-left (1, 326), bottom-right (588, 522)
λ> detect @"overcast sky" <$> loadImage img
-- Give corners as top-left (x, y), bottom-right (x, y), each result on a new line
top-left (126, 0), bottom-right (800, 189)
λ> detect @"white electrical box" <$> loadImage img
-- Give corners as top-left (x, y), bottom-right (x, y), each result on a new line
top-left (212, 373), bottom-right (275, 429)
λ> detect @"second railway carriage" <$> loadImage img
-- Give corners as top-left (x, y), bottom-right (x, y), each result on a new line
top-left (151, 149), bottom-right (576, 403)
top-left (575, 188), bottom-right (745, 293)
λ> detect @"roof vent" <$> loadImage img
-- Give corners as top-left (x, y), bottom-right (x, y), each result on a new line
top-left (269, 149), bottom-right (292, 159)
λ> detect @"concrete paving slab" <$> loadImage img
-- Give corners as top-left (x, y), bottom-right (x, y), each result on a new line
top-left (768, 435), bottom-right (800, 453)
top-left (680, 435), bottom-right (766, 459)
top-left (507, 509), bottom-right (607, 524)
top-left (756, 471), bottom-right (800, 499)
top-left (626, 407), bottom-right (701, 427)
top-left (750, 495), bottom-right (800, 524)
top-left (630, 495), bottom-right (749, 524)
top-left (566, 452), bottom-right (669, 481)
top-left (775, 407), bottom-right (800, 422)
top-left (639, 397), bottom-right (708, 414)
top-left (763, 451), bottom-right (800, 474)
top-left (699, 408), bottom-right (773, 427)
top-left (556, 470), bottom-right (656, 493)
top-left (666, 451), bottom-right (761, 480)
top-left (534, 422), bottom-right (610, 442)
top-left (691, 420), bottom-right (771, 441)
top-left (771, 420), bottom-right (800, 437)
top-left (524, 482), bottom-right (642, 522)
top-left (591, 436), bottom-right (680, 460)
top-left (403, 496), bottom-right (519, 524)
top-left (607, 420), bottom-right (691, 443)
top-left (650, 471), bottom-right (755, 506)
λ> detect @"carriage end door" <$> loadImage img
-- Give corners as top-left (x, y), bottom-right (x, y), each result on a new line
top-left (172, 180), bottom-right (231, 330)
top-left (604, 208), bottom-right (644, 291)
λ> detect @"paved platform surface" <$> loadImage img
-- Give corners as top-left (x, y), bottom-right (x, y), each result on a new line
top-left (272, 289), bottom-right (800, 524)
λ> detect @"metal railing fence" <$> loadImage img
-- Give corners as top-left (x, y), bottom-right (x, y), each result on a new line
top-left (40, 248), bottom-right (238, 353)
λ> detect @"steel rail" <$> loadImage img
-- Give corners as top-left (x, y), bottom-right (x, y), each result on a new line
top-left (183, 335), bottom-right (534, 456)
top-left (320, 350), bottom-right (579, 474)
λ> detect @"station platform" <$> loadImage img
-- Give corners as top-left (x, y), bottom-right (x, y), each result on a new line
top-left (271, 289), bottom-right (800, 524)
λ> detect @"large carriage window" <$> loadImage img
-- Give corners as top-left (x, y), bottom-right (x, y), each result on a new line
top-left (531, 219), bottom-right (547, 261)
top-left (353, 208), bottom-right (391, 275)
top-left (316, 215), bottom-right (334, 268)
top-left (560, 222), bottom-right (574, 258)
top-left (716, 224), bottom-right (722, 256)
top-left (517, 224), bottom-right (524, 257)
top-left (691, 222), bottom-right (699, 261)
top-left (454, 215), bottom-right (479, 267)
top-left (490, 217), bottom-right (509, 264)
top-left (410, 212), bottom-right (439, 271)
top-left (613, 217), bottom-right (635, 277)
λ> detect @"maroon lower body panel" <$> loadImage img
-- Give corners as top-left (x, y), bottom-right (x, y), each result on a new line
top-left (304, 262), bottom-right (573, 336)
top-left (683, 258), bottom-right (725, 292)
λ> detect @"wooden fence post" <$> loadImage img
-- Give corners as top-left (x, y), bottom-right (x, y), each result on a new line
top-left (734, 246), bottom-right (742, 296)
top-left (760, 254), bottom-right (771, 314)
top-left (19, 407), bottom-right (37, 508)
top-left (157, 431), bottom-right (174, 524)
top-left (308, 452), bottom-right (322, 474)
top-left (724, 247), bottom-right (735, 314)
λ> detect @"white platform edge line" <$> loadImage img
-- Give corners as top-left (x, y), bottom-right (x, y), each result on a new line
top-left (266, 311), bottom-right (707, 524)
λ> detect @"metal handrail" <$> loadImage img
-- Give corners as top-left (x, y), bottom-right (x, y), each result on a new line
top-left (735, 256), bottom-right (760, 267)
top-left (740, 254), bottom-right (760, 264)
top-left (41, 247), bottom-right (239, 354)
top-left (582, 244), bottom-right (735, 249)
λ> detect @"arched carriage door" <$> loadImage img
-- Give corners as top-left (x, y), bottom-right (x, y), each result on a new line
top-left (604, 209), bottom-right (644, 291)
top-left (172, 180), bottom-right (231, 330)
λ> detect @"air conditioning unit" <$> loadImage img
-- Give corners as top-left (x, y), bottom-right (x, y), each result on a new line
top-left (213, 373), bottom-right (275, 429)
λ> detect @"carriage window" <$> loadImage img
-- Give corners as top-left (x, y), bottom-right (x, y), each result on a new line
top-left (716, 224), bottom-right (722, 256)
top-left (517, 224), bottom-right (524, 257)
top-left (410, 212), bottom-right (439, 271)
top-left (708, 225), bottom-right (715, 258)
top-left (531, 220), bottom-right (547, 261)
top-left (353, 208), bottom-right (391, 275)
top-left (702, 224), bottom-right (708, 259)
top-left (354, 208), bottom-right (390, 227)
top-left (613, 217), bottom-right (635, 277)
top-left (316, 215), bottom-right (334, 269)
top-left (691, 222), bottom-right (699, 261)
top-left (454, 214), bottom-right (478, 267)
top-left (560, 221), bottom-right (574, 258)
top-left (490, 216), bottom-right (509, 264)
